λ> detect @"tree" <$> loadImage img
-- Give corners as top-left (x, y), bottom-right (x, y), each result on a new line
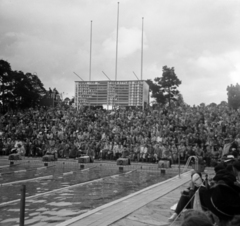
top-left (146, 66), bottom-right (182, 107)
top-left (0, 59), bottom-right (47, 111)
top-left (208, 102), bottom-right (217, 108)
top-left (11, 71), bottom-right (46, 108)
top-left (0, 60), bottom-right (12, 111)
top-left (146, 79), bottom-right (166, 104)
top-left (69, 97), bottom-right (75, 106)
top-left (227, 84), bottom-right (240, 110)
top-left (219, 101), bottom-right (227, 106)
top-left (175, 93), bottom-right (185, 107)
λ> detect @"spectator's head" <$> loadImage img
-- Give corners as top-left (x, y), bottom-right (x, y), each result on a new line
top-left (181, 210), bottom-right (213, 226)
top-left (201, 183), bottom-right (240, 222)
top-left (191, 172), bottom-right (203, 187)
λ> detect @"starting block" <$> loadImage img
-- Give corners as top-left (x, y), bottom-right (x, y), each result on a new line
top-left (117, 158), bottom-right (130, 165)
top-left (42, 155), bottom-right (55, 162)
top-left (158, 160), bottom-right (170, 169)
top-left (78, 156), bottom-right (93, 163)
top-left (8, 154), bottom-right (22, 161)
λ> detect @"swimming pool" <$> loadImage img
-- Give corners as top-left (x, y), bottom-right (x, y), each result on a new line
top-left (0, 159), bottom-right (178, 226)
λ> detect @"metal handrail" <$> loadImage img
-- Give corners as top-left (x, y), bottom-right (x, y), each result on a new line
top-left (182, 156), bottom-right (198, 174)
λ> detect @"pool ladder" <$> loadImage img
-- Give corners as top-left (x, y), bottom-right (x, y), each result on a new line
top-left (181, 156), bottom-right (199, 174)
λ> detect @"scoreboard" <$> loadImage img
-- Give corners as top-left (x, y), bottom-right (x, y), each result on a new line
top-left (75, 80), bottom-right (149, 109)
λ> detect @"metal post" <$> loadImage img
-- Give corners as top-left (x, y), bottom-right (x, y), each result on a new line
top-left (141, 17), bottom-right (144, 80)
top-left (115, 2), bottom-right (119, 81)
top-left (19, 184), bottom-right (26, 226)
top-left (178, 147), bottom-right (181, 178)
top-left (89, 20), bottom-right (93, 81)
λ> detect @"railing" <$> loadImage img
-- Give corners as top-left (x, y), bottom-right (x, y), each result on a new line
top-left (182, 156), bottom-right (198, 174)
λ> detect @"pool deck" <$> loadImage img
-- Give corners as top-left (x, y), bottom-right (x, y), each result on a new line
top-left (56, 170), bottom-right (202, 226)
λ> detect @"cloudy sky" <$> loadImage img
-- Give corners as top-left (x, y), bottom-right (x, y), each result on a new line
top-left (0, 0), bottom-right (240, 105)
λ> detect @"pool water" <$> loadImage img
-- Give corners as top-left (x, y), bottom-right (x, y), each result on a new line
top-left (0, 160), bottom-right (176, 226)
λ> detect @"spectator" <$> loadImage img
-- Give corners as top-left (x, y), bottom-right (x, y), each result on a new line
top-left (181, 210), bottom-right (213, 226)
top-left (169, 172), bottom-right (204, 222)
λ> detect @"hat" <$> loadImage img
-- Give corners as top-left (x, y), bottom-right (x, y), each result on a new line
top-left (224, 155), bottom-right (235, 162)
top-left (191, 173), bottom-right (203, 187)
top-left (199, 184), bottom-right (240, 221)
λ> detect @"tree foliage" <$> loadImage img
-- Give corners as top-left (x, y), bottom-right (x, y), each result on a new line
top-left (0, 59), bottom-right (46, 111)
top-left (146, 66), bottom-right (182, 106)
top-left (227, 84), bottom-right (240, 110)
top-left (146, 79), bottom-right (166, 104)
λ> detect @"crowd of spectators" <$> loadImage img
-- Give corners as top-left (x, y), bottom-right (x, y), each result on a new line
top-left (0, 103), bottom-right (240, 165)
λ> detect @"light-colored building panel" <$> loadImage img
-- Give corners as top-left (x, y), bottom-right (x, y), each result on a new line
top-left (75, 80), bottom-right (149, 109)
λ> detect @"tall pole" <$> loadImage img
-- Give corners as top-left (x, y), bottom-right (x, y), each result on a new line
top-left (19, 184), bottom-right (26, 226)
top-left (115, 2), bottom-right (119, 81)
top-left (141, 17), bottom-right (144, 80)
top-left (89, 20), bottom-right (93, 81)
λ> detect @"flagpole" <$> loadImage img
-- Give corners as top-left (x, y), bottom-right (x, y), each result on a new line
top-left (141, 17), bottom-right (144, 80)
top-left (115, 2), bottom-right (119, 81)
top-left (89, 20), bottom-right (93, 81)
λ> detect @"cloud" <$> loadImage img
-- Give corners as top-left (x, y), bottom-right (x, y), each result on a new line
top-left (102, 27), bottom-right (147, 58)
top-left (0, 0), bottom-right (240, 106)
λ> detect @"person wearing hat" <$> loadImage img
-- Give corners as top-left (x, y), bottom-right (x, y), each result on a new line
top-left (211, 157), bottom-right (240, 189)
top-left (169, 172), bottom-right (204, 222)
top-left (199, 183), bottom-right (240, 225)
top-left (217, 159), bottom-right (240, 187)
